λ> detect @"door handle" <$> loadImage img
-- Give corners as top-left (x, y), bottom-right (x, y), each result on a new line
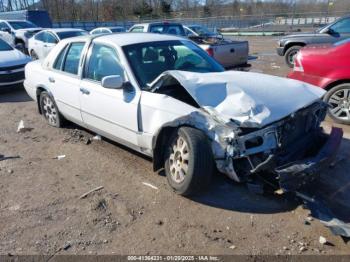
top-left (80, 87), bottom-right (90, 95)
top-left (48, 77), bottom-right (55, 83)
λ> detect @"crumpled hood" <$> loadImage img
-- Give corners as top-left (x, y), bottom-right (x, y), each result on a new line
top-left (0, 49), bottom-right (31, 67)
top-left (156, 70), bottom-right (325, 128)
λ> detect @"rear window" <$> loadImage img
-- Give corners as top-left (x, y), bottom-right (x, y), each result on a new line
top-left (56, 31), bottom-right (88, 40)
top-left (8, 21), bottom-right (38, 29)
top-left (149, 24), bottom-right (185, 36)
top-left (0, 38), bottom-right (13, 51)
top-left (111, 27), bottom-right (125, 33)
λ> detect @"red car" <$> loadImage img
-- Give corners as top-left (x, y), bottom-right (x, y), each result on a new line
top-left (288, 39), bottom-right (350, 124)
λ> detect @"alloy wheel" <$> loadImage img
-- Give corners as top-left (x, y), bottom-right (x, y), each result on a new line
top-left (328, 88), bottom-right (350, 121)
top-left (42, 96), bottom-right (58, 126)
top-left (169, 136), bottom-right (190, 184)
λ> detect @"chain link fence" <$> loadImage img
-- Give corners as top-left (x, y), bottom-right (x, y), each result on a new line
top-left (52, 11), bottom-right (348, 35)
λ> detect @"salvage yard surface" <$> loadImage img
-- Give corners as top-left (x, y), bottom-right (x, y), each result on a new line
top-left (1, 36), bottom-right (350, 255)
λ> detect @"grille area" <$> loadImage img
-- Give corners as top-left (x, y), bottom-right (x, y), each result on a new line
top-left (0, 64), bottom-right (26, 72)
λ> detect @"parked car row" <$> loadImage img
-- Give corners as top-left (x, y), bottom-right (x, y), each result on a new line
top-left (0, 19), bottom-right (249, 69)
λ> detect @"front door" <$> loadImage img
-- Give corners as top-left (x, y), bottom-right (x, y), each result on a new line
top-left (80, 43), bottom-right (140, 146)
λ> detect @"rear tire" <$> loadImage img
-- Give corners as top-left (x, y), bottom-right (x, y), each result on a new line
top-left (324, 83), bottom-right (350, 125)
top-left (39, 91), bottom-right (64, 128)
top-left (284, 45), bottom-right (302, 68)
top-left (164, 127), bottom-right (214, 196)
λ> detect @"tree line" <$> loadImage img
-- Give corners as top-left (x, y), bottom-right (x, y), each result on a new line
top-left (0, 0), bottom-right (349, 22)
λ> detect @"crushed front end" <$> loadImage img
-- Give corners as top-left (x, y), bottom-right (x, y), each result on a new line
top-left (224, 101), bottom-right (343, 192)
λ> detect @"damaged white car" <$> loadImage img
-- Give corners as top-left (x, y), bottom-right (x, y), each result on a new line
top-left (24, 33), bottom-right (343, 195)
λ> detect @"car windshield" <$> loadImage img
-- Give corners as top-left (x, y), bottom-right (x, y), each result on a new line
top-left (57, 31), bottom-right (88, 40)
top-left (123, 40), bottom-right (224, 89)
top-left (0, 38), bottom-right (13, 51)
top-left (8, 21), bottom-right (38, 29)
top-left (189, 26), bottom-right (212, 35)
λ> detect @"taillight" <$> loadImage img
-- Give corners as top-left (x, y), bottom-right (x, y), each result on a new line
top-left (206, 47), bottom-right (214, 57)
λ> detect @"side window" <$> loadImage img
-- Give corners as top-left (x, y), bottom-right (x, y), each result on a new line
top-left (85, 44), bottom-right (123, 82)
top-left (167, 26), bottom-right (183, 36)
top-left (130, 26), bottom-right (144, 32)
top-left (330, 18), bottom-right (350, 33)
top-left (0, 22), bottom-right (10, 30)
top-left (150, 25), bottom-right (164, 34)
top-left (35, 32), bottom-right (45, 41)
top-left (91, 29), bottom-right (100, 35)
top-left (53, 44), bottom-right (69, 70)
top-left (100, 29), bottom-right (109, 34)
top-left (45, 33), bottom-right (58, 44)
top-left (62, 42), bottom-right (85, 75)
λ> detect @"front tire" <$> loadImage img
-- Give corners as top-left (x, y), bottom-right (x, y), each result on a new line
top-left (324, 83), bottom-right (350, 125)
top-left (284, 45), bottom-right (302, 68)
top-left (39, 91), bottom-right (64, 128)
top-left (164, 127), bottom-right (214, 196)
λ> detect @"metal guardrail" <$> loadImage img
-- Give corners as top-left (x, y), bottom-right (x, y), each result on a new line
top-left (52, 11), bottom-right (348, 33)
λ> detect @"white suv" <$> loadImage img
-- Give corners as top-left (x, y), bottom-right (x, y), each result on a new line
top-left (0, 20), bottom-right (42, 52)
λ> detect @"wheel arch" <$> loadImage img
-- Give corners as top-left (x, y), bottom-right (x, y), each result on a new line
top-left (284, 42), bottom-right (306, 53)
top-left (36, 86), bottom-right (52, 114)
top-left (152, 123), bottom-right (206, 172)
top-left (324, 79), bottom-right (350, 91)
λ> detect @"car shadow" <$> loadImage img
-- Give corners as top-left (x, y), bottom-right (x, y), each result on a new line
top-left (189, 174), bottom-right (299, 214)
top-left (0, 87), bottom-right (32, 103)
top-left (62, 123), bottom-right (350, 218)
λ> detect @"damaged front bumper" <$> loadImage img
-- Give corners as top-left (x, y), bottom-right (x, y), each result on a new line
top-left (276, 127), bottom-right (343, 192)
top-left (219, 101), bottom-right (343, 192)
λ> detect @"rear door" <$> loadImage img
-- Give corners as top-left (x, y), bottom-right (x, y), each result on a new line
top-left (42, 32), bottom-right (58, 58)
top-left (31, 32), bottom-right (45, 58)
top-left (47, 41), bottom-right (86, 124)
top-left (80, 43), bottom-right (140, 145)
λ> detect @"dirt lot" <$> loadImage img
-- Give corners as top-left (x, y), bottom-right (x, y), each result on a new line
top-left (0, 36), bottom-right (350, 256)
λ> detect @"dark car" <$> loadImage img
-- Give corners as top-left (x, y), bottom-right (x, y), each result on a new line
top-left (277, 15), bottom-right (350, 67)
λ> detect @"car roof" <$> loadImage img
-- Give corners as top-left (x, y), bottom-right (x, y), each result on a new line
top-left (92, 26), bottom-right (124, 30)
top-left (59, 33), bottom-right (186, 47)
top-left (45, 28), bottom-right (85, 33)
top-left (0, 19), bottom-right (27, 22)
top-left (133, 22), bottom-right (183, 26)
top-left (96, 33), bottom-right (186, 46)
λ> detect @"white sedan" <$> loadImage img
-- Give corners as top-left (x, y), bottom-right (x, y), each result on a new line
top-left (0, 38), bottom-right (31, 88)
top-left (28, 28), bottom-right (87, 60)
top-left (24, 33), bottom-right (342, 195)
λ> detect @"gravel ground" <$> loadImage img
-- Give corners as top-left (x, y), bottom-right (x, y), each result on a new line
top-left (0, 36), bottom-right (349, 256)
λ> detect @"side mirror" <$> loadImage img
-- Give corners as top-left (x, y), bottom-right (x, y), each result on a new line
top-left (102, 75), bottom-right (124, 89)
